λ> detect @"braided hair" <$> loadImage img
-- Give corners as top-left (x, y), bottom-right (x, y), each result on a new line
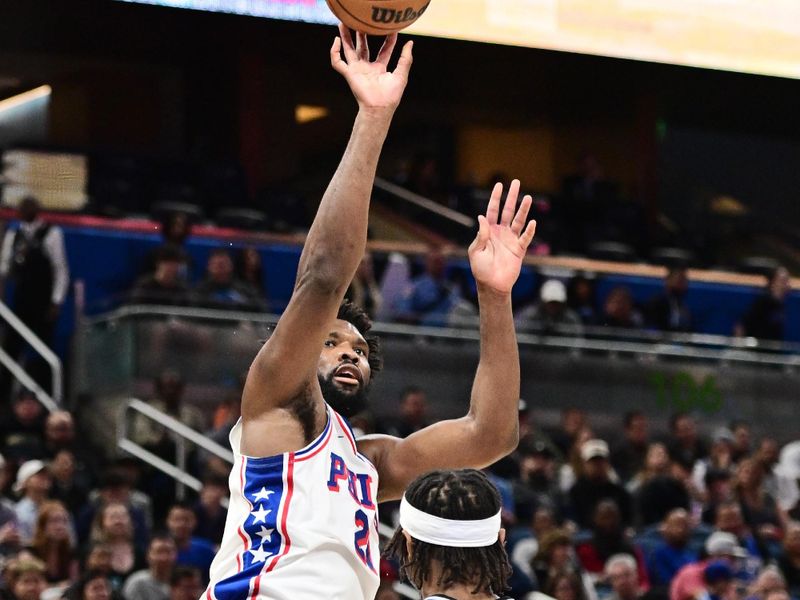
top-left (384, 469), bottom-right (511, 595)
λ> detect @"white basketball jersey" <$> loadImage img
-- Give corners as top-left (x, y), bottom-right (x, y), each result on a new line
top-left (204, 405), bottom-right (380, 600)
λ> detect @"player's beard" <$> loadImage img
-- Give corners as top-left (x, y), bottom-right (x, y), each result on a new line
top-left (318, 372), bottom-right (369, 418)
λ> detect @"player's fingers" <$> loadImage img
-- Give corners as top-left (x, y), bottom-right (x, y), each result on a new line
top-left (476, 215), bottom-right (490, 247)
top-left (355, 31), bottom-right (370, 60)
top-left (486, 182), bottom-right (502, 224)
top-left (393, 40), bottom-right (414, 79)
top-left (376, 33), bottom-right (398, 66)
top-left (501, 179), bottom-right (521, 227)
top-left (338, 23), bottom-right (358, 63)
top-left (519, 219), bottom-right (538, 250)
top-left (511, 195), bottom-right (533, 236)
top-left (330, 37), bottom-right (348, 74)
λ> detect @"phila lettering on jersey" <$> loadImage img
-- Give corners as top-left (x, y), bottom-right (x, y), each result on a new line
top-left (204, 405), bottom-right (380, 600)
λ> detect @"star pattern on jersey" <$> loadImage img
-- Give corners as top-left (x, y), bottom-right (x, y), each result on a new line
top-left (255, 525), bottom-right (274, 544)
top-left (249, 544), bottom-right (271, 563)
top-left (252, 487), bottom-right (274, 502)
top-left (250, 504), bottom-right (271, 524)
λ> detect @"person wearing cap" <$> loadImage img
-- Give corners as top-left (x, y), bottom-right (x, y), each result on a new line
top-left (515, 279), bottom-right (583, 336)
top-left (568, 439), bottom-right (633, 529)
top-left (697, 560), bottom-right (735, 600)
top-left (13, 459), bottom-right (51, 546)
top-left (670, 532), bottom-right (748, 600)
top-left (513, 435), bottom-right (565, 525)
top-left (384, 469), bottom-right (514, 600)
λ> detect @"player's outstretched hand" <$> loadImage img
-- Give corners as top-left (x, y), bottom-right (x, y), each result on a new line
top-left (330, 23), bottom-right (413, 112)
top-left (468, 179), bottom-right (537, 295)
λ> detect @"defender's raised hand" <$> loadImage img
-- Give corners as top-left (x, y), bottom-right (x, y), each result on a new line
top-left (468, 179), bottom-right (537, 295)
top-left (330, 23), bottom-right (413, 112)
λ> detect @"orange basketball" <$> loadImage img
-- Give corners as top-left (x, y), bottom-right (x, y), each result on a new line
top-left (327, 0), bottom-right (432, 35)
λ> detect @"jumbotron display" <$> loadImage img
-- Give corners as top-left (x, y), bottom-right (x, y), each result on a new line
top-left (118, 0), bottom-right (800, 79)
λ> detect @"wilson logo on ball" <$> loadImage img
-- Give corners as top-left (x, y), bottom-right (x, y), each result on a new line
top-left (371, 3), bottom-right (430, 25)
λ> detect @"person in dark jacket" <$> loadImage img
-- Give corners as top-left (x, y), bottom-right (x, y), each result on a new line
top-left (645, 267), bottom-right (692, 332)
top-left (736, 266), bottom-right (791, 341)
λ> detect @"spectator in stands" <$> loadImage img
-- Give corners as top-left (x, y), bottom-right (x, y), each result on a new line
top-left (736, 266), bottom-right (791, 341)
top-left (169, 567), bottom-right (203, 600)
top-left (755, 438), bottom-right (799, 519)
top-left (569, 439), bottom-right (633, 529)
top-left (699, 561), bottom-right (735, 600)
top-left (516, 279), bottom-right (583, 335)
top-left (129, 245), bottom-right (190, 307)
top-left (714, 501), bottom-right (763, 566)
top-left (63, 569), bottom-right (118, 600)
top-left (165, 503), bottom-right (215, 584)
top-left (29, 500), bottom-right (77, 584)
top-left (130, 369), bottom-right (205, 461)
top-left (378, 386), bottom-right (430, 439)
top-left (13, 460), bottom-right (51, 546)
top-left (122, 534), bottom-right (176, 600)
top-left (601, 287), bottom-right (643, 330)
top-left (530, 529), bottom-right (593, 599)
top-left (192, 474), bottom-right (227, 546)
top-left (88, 502), bottom-right (145, 583)
top-left (575, 500), bottom-right (648, 586)
top-left (777, 522), bottom-right (800, 598)
top-left (670, 532), bottom-right (747, 600)
top-left (551, 407), bottom-right (588, 458)
top-left (194, 248), bottom-right (265, 311)
top-left (633, 443), bottom-right (691, 526)
top-left (0, 454), bottom-right (21, 558)
top-left (561, 153), bottom-right (618, 254)
top-left (0, 197), bottom-right (69, 397)
top-left (747, 567), bottom-right (787, 600)
top-left (734, 458), bottom-right (782, 546)
top-left (648, 508), bottom-right (698, 588)
top-left (567, 275), bottom-right (599, 325)
top-left (509, 506), bottom-right (558, 583)
top-left (142, 212), bottom-right (192, 276)
top-left (605, 554), bottom-right (645, 600)
top-left (513, 436), bottom-right (564, 523)
top-left (702, 469), bottom-right (735, 525)
top-left (77, 469), bottom-right (151, 551)
top-left (394, 247), bottom-right (463, 326)
top-left (544, 570), bottom-right (588, 600)
top-left (2, 556), bottom-right (47, 600)
top-left (645, 267), bottom-right (693, 333)
top-left (235, 247), bottom-right (267, 297)
top-left (693, 429), bottom-right (735, 499)
top-left (0, 391), bottom-right (46, 462)
top-left (667, 413), bottom-right (708, 470)
top-left (346, 252), bottom-right (382, 320)
top-left (49, 450), bottom-right (90, 519)
top-left (730, 421), bottom-right (753, 464)
top-left (559, 425), bottom-right (596, 494)
top-left (611, 411), bottom-right (650, 484)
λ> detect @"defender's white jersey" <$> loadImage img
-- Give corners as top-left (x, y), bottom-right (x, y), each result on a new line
top-left (204, 405), bottom-right (380, 600)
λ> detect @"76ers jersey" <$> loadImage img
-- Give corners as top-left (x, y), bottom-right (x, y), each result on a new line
top-left (204, 405), bottom-right (380, 600)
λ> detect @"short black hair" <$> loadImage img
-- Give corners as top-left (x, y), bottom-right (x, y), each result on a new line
top-left (337, 300), bottom-right (382, 375)
top-left (384, 469), bottom-right (510, 595)
top-left (171, 566), bottom-right (201, 587)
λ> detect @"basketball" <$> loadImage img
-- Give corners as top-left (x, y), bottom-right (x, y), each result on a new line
top-left (326, 0), bottom-right (431, 35)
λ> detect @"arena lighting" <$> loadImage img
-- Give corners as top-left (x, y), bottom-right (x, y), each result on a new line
top-left (295, 104), bottom-right (329, 124)
top-left (0, 85), bottom-right (52, 116)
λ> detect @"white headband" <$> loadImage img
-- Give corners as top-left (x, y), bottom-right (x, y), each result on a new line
top-left (399, 495), bottom-right (502, 548)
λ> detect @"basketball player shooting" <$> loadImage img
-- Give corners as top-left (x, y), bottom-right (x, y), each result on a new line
top-left (205, 24), bottom-right (536, 600)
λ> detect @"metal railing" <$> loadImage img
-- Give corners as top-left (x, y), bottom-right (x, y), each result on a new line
top-left (374, 176), bottom-right (476, 229)
top-left (0, 299), bottom-right (62, 411)
top-left (86, 303), bottom-right (800, 368)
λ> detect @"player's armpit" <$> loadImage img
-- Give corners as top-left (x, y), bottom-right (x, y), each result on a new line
top-left (359, 418), bottom-right (518, 502)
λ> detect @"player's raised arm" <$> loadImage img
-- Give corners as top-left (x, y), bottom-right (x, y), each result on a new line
top-left (361, 180), bottom-right (536, 501)
top-left (242, 27), bottom-right (413, 424)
